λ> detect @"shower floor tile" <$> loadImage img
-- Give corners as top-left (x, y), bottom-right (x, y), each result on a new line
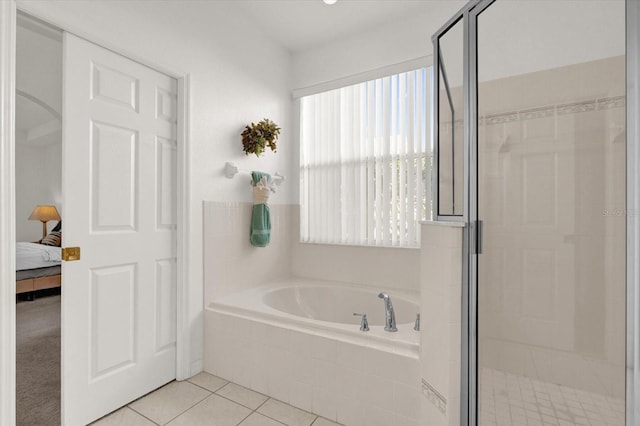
top-left (479, 368), bottom-right (625, 426)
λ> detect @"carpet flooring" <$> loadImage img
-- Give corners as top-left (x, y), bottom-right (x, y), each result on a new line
top-left (16, 293), bottom-right (61, 426)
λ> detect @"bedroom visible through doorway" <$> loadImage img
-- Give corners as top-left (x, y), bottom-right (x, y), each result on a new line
top-left (15, 12), bottom-right (63, 426)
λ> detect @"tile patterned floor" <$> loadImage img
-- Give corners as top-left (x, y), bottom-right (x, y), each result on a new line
top-left (91, 373), bottom-right (343, 426)
top-left (479, 369), bottom-right (625, 426)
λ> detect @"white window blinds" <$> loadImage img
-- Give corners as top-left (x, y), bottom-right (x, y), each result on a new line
top-left (300, 68), bottom-right (432, 247)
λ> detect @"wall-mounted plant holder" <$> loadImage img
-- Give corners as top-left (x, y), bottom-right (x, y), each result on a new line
top-left (241, 118), bottom-right (280, 157)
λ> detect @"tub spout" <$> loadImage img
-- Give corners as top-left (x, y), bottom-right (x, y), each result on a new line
top-left (378, 292), bottom-right (397, 332)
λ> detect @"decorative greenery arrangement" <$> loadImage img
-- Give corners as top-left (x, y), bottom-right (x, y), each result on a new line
top-left (241, 118), bottom-right (281, 157)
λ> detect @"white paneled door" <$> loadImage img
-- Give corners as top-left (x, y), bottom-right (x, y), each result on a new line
top-left (62, 33), bottom-right (177, 426)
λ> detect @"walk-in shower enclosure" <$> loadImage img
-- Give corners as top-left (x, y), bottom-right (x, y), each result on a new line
top-left (433, 0), bottom-right (637, 425)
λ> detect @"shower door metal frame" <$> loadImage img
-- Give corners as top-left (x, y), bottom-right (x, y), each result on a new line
top-left (626, 0), bottom-right (639, 424)
top-left (467, 3), bottom-right (492, 426)
top-left (466, 3), bottom-right (493, 426)
top-left (434, 0), bottom-right (637, 425)
top-left (432, 4), bottom-right (469, 223)
top-left (432, 1), bottom-right (485, 425)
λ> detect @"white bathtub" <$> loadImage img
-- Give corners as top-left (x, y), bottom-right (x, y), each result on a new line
top-left (204, 278), bottom-right (422, 426)
top-left (208, 278), bottom-right (420, 354)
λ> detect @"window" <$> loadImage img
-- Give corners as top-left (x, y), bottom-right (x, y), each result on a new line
top-left (300, 68), bottom-right (432, 247)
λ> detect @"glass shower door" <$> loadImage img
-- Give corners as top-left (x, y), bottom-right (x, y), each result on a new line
top-left (435, 15), bottom-right (464, 218)
top-left (475, 1), bottom-right (626, 425)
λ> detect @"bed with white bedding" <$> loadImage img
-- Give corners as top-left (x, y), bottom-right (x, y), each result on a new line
top-left (16, 242), bottom-right (62, 295)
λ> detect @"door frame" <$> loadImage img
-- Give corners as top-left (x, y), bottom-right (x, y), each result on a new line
top-left (0, 1), bottom-right (17, 425)
top-left (0, 1), bottom-right (192, 424)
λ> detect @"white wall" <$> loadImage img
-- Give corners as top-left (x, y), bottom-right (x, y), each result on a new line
top-left (292, 0), bottom-right (626, 92)
top-left (291, 1), bottom-right (464, 91)
top-left (15, 133), bottom-right (61, 242)
top-left (16, 0), bottom-right (294, 376)
top-left (476, 0), bottom-right (625, 83)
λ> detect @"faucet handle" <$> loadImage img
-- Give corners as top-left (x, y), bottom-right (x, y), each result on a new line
top-left (353, 313), bottom-right (370, 332)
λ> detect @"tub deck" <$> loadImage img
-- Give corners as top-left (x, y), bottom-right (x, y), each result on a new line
top-left (207, 278), bottom-right (420, 357)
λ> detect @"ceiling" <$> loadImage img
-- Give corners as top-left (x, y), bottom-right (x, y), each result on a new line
top-left (233, 0), bottom-right (450, 53)
top-left (16, 14), bottom-right (62, 146)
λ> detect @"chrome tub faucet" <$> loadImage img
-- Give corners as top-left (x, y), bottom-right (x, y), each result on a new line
top-left (378, 292), bottom-right (397, 332)
top-left (353, 312), bottom-right (370, 331)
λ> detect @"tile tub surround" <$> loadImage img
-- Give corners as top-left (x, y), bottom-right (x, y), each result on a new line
top-left (419, 222), bottom-right (464, 426)
top-left (203, 199), bottom-right (423, 426)
top-left (203, 202), bottom-right (422, 306)
top-left (204, 308), bottom-right (422, 426)
top-left (204, 202), bottom-right (294, 303)
top-left (92, 373), bottom-right (343, 426)
top-left (290, 205), bottom-right (421, 293)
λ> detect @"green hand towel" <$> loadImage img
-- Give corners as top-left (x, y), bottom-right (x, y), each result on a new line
top-left (250, 171), bottom-right (271, 247)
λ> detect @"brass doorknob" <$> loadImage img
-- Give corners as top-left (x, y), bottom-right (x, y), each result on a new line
top-left (61, 247), bottom-right (81, 261)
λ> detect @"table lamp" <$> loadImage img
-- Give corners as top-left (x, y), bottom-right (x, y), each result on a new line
top-left (28, 205), bottom-right (61, 240)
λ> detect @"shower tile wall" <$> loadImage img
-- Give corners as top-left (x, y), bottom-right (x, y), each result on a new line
top-left (203, 201), bottom-right (294, 303)
top-left (477, 55), bottom-right (626, 401)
